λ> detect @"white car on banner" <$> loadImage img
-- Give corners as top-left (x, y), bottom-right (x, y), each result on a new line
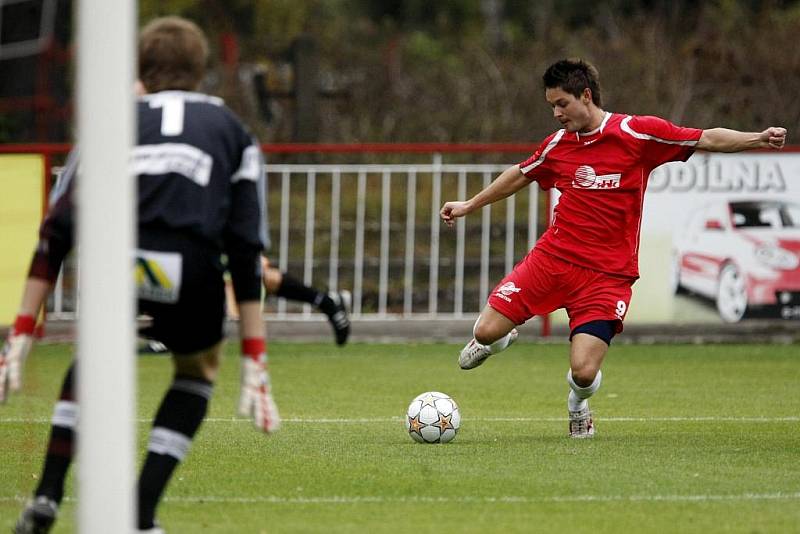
top-left (671, 199), bottom-right (800, 322)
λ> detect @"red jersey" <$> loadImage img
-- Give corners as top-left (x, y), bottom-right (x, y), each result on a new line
top-left (519, 112), bottom-right (703, 279)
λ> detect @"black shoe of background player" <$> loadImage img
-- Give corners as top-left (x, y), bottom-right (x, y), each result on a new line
top-left (14, 496), bottom-right (58, 534)
top-left (321, 291), bottom-right (351, 345)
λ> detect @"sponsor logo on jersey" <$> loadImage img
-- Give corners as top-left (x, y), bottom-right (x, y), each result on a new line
top-left (573, 165), bottom-right (622, 189)
top-left (495, 282), bottom-right (522, 302)
top-left (132, 143), bottom-right (213, 187)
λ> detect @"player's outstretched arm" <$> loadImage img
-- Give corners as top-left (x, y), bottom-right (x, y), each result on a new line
top-left (440, 165), bottom-right (528, 227)
top-left (0, 277), bottom-right (50, 403)
top-left (236, 300), bottom-right (280, 433)
top-left (697, 127), bottom-right (787, 153)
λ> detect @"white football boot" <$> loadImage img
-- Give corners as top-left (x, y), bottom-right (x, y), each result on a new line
top-left (568, 406), bottom-right (595, 438)
top-left (458, 328), bottom-right (518, 370)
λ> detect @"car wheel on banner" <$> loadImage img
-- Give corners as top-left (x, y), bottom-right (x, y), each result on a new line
top-left (716, 263), bottom-right (748, 322)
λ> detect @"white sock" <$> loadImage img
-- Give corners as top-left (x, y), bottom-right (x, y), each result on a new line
top-left (567, 369), bottom-right (602, 412)
top-left (488, 332), bottom-right (514, 354)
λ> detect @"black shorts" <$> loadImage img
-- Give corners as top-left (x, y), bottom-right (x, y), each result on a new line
top-left (137, 230), bottom-right (226, 354)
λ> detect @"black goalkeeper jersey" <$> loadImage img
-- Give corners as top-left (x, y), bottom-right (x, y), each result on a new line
top-left (30, 90), bottom-right (267, 301)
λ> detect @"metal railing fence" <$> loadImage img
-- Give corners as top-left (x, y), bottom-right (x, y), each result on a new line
top-left (264, 161), bottom-right (542, 319)
top-left (45, 161), bottom-right (544, 322)
top-left (0, 144), bottom-right (547, 327)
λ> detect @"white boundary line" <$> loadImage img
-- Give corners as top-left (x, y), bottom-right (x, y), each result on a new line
top-left (166, 492), bottom-right (800, 504)
top-left (1, 492), bottom-right (799, 505)
top-left (1, 416), bottom-right (798, 424)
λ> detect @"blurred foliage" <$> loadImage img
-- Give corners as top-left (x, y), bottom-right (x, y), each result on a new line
top-left (39, 0), bottom-right (800, 143)
top-left (271, 0), bottom-right (797, 143)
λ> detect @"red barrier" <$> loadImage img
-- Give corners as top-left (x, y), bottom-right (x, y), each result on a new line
top-left (3, 141), bottom-right (797, 155)
top-left (261, 142), bottom-right (536, 154)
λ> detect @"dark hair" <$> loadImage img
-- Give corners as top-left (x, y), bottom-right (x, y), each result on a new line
top-left (542, 59), bottom-right (602, 107)
top-left (139, 17), bottom-right (209, 93)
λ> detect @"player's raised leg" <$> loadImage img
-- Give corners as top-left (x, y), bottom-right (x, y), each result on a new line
top-left (458, 306), bottom-right (518, 370)
top-left (567, 322), bottom-right (612, 438)
top-left (262, 257), bottom-right (351, 345)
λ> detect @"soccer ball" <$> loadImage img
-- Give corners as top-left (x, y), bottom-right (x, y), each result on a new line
top-left (405, 391), bottom-right (461, 444)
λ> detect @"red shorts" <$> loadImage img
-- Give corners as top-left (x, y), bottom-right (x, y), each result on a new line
top-left (487, 248), bottom-right (634, 333)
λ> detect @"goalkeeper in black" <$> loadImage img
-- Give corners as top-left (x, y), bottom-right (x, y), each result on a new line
top-left (4, 17), bottom-right (278, 534)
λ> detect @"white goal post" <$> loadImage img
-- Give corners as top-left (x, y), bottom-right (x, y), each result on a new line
top-left (76, 0), bottom-right (135, 532)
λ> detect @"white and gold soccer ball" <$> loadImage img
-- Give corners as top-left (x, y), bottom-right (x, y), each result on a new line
top-left (405, 391), bottom-right (461, 444)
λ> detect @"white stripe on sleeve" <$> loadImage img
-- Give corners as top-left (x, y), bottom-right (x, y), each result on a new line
top-left (520, 130), bottom-right (565, 175)
top-left (620, 116), bottom-right (698, 146)
top-left (232, 144), bottom-right (261, 183)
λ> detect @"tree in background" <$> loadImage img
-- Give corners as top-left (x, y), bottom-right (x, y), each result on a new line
top-left (4, 0), bottom-right (799, 143)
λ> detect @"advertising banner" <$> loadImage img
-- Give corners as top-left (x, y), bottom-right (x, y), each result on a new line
top-left (551, 152), bottom-right (800, 326)
top-left (0, 155), bottom-right (44, 325)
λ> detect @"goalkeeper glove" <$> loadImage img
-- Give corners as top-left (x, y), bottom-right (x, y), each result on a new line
top-left (238, 338), bottom-right (280, 433)
top-left (0, 315), bottom-right (36, 403)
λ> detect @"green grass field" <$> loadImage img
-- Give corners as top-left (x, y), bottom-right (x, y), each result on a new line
top-left (2, 342), bottom-right (799, 533)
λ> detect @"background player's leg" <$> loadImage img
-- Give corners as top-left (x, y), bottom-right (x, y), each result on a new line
top-left (15, 362), bottom-right (77, 532)
top-left (137, 343), bottom-right (221, 530)
top-left (567, 333), bottom-right (608, 438)
top-left (264, 266), bottom-right (351, 346)
top-left (458, 306), bottom-right (518, 370)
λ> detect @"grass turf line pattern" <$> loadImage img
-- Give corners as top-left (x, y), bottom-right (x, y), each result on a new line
top-left (1, 342), bottom-right (799, 533)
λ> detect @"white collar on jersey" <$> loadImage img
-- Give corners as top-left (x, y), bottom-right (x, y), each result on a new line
top-left (140, 90), bottom-right (225, 107)
top-left (576, 111), bottom-right (612, 140)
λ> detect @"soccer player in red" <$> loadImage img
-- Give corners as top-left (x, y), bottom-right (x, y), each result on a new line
top-left (440, 58), bottom-right (787, 438)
